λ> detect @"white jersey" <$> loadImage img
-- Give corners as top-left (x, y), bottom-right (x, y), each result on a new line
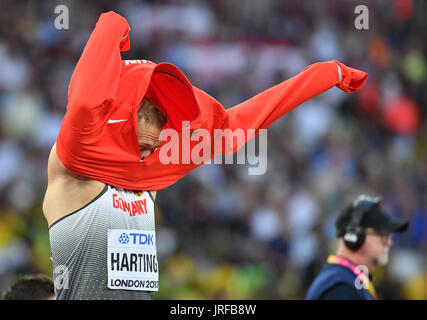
top-left (49, 184), bottom-right (158, 300)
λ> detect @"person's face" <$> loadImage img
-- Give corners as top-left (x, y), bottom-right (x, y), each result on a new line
top-left (363, 227), bottom-right (393, 268)
top-left (136, 120), bottom-right (162, 159)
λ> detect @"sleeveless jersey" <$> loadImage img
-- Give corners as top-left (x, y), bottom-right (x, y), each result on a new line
top-left (49, 184), bottom-right (158, 300)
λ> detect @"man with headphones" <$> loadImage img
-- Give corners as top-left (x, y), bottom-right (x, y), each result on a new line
top-left (305, 195), bottom-right (408, 300)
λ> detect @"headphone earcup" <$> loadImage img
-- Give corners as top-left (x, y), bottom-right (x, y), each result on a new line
top-left (344, 226), bottom-right (366, 251)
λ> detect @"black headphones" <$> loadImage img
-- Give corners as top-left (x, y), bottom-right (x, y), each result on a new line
top-left (343, 195), bottom-right (381, 251)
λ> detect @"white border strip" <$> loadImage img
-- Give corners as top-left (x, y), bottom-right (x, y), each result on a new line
top-left (336, 63), bottom-right (342, 83)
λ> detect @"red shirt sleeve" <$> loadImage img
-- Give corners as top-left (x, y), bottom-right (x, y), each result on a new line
top-left (65, 11), bottom-right (130, 136)
top-left (216, 60), bottom-right (367, 154)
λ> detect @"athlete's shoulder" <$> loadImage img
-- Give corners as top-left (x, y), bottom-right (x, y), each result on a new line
top-left (47, 143), bottom-right (92, 183)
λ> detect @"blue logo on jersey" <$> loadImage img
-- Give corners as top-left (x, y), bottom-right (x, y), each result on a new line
top-left (118, 233), bottom-right (130, 244)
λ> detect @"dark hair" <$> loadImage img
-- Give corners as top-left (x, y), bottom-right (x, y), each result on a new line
top-left (137, 98), bottom-right (167, 128)
top-left (3, 274), bottom-right (55, 300)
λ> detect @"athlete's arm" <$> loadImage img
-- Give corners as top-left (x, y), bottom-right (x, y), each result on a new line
top-left (217, 60), bottom-right (367, 153)
top-left (43, 144), bottom-right (105, 228)
top-left (66, 11), bottom-right (130, 135)
top-left (43, 12), bottom-right (130, 226)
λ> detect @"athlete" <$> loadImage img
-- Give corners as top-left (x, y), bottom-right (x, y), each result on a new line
top-left (43, 11), bottom-right (368, 299)
top-left (44, 98), bottom-right (165, 299)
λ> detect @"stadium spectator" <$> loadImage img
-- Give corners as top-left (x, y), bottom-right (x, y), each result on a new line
top-left (2, 274), bottom-right (55, 300)
top-left (306, 195), bottom-right (408, 300)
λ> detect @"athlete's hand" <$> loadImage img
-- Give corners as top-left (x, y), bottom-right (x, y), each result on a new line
top-left (333, 60), bottom-right (368, 93)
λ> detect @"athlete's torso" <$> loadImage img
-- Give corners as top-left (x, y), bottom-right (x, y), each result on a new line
top-left (49, 184), bottom-right (159, 300)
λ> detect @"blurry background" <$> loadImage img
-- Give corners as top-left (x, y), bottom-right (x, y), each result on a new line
top-left (0, 0), bottom-right (426, 299)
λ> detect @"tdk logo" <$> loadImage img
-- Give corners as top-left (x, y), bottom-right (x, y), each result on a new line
top-left (118, 233), bottom-right (154, 245)
top-left (118, 233), bottom-right (130, 244)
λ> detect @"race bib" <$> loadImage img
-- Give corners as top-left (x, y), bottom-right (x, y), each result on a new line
top-left (107, 229), bottom-right (159, 291)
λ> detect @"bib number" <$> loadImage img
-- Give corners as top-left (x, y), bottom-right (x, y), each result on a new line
top-left (107, 229), bottom-right (159, 291)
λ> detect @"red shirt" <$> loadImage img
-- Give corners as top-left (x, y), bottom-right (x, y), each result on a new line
top-left (56, 11), bottom-right (367, 191)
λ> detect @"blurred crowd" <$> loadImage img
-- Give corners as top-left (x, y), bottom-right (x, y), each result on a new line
top-left (0, 0), bottom-right (426, 299)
